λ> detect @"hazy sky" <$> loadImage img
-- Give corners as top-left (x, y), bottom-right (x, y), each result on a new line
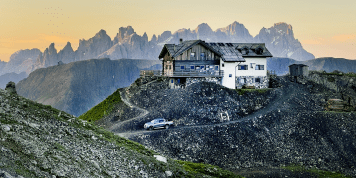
top-left (1, 0), bottom-right (355, 62)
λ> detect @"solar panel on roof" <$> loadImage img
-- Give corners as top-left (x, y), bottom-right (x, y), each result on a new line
top-left (226, 43), bottom-right (233, 47)
top-left (218, 43), bottom-right (225, 46)
top-left (210, 43), bottom-right (216, 46)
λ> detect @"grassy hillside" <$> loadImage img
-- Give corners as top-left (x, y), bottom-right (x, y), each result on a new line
top-left (78, 89), bottom-right (122, 123)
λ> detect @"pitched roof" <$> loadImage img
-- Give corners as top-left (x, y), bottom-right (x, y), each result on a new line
top-left (158, 40), bottom-right (223, 59)
top-left (158, 40), bottom-right (273, 61)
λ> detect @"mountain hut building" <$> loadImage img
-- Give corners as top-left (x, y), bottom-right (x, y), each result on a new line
top-left (141, 39), bottom-right (273, 89)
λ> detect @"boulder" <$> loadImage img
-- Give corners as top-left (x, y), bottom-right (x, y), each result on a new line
top-left (5, 81), bottom-right (16, 94)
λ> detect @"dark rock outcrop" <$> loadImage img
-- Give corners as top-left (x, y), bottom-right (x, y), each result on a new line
top-left (5, 81), bottom-right (16, 94)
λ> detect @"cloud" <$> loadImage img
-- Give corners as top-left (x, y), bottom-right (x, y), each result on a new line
top-left (332, 34), bottom-right (356, 42)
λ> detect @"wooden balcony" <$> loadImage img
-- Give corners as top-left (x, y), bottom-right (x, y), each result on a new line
top-left (140, 70), bottom-right (224, 77)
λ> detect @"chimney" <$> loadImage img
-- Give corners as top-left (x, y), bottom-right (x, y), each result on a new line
top-left (179, 38), bottom-right (183, 44)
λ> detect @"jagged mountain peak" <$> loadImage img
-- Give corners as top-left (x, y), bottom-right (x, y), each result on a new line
top-left (47, 43), bottom-right (57, 54)
top-left (274, 22), bottom-right (292, 29)
top-left (119, 26), bottom-right (135, 37)
top-left (113, 26), bottom-right (137, 45)
top-left (271, 22), bottom-right (294, 36)
top-left (94, 29), bottom-right (111, 39)
top-left (150, 34), bottom-right (157, 43)
top-left (217, 21), bottom-right (252, 37)
top-left (62, 42), bottom-right (74, 51)
top-left (254, 22), bottom-right (314, 61)
top-left (195, 23), bottom-right (213, 33)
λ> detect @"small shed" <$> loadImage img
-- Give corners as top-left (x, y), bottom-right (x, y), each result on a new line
top-left (289, 64), bottom-right (309, 77)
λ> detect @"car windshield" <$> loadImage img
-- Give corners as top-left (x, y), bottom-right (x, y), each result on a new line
top-left (152, 119), bottom-right (163, 123)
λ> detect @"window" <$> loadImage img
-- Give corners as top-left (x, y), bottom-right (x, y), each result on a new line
top-left (196, 66), bottom-right (200, 70)
top-left (181, 65), bottom-right (185, 70)
top-left (190, 65), bottom-right (195, 70)
top-left (169, 65), bottom-right (171, 69)
top-left (165, 65), bottom-right (168, 70)
top-left (240, 78), bottom-right (246, 83)
top-left (200, 65), bottom-right (205, 70)
top-left (255, 78), bottom-right (261, 83)
top-left (190, 52), bottom-right (196, 60)
top-left (255, 65), bottom-right (264, 70)
top-left (238, 65), bottom-right (248, 70)
top-left (250, 63), bottom-right (255, 68)
top-left (222, 63), bottom-right (224, 67)
top-left (171, 79), bottom-right (173, 83)
top-left (201, 52), bottom-right (206, 60)
top-left (215, 65), bottom-right (219, 70)
top-left (229, 74), bottom-right (232, 77)
top-left (177, 79), bottom-right (180, 83)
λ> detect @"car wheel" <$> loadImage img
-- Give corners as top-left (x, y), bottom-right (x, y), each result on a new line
top-left (165, 125), bottom-right (169, 129)
top-left (149, 127), bottom-right (153, 131)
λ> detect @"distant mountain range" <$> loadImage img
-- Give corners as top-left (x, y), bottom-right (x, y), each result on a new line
top-left (268, 57), bottom-right (356, 75)
top-left (0, 72), bottom-right (27, 89)
top-left (16, 58), bottom-right (161, 116)
top-left (0, 21), bottom-right (315, 77)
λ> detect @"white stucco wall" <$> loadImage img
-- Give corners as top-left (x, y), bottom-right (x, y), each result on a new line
top-left (236, 58), bottom-right (267, 77)
top-left (221, 59), bottom-right (240, 89)
top-left (221, 57), bottom-right (267, 89)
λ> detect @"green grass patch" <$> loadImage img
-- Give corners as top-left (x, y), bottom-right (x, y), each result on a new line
top-left (282, 164), bottom-right (352, 178)
top-left (78, 89), bottom-right (122, 122)
top-left (320, 71), bottom-right (356, 78)
top-left (176, 160), bottom-right (243, 178)
top-left (95, 127), bottom-right (155, 156)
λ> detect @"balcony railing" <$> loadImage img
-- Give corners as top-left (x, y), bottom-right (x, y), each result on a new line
top-left (140, 70), bottom-right (224, 77)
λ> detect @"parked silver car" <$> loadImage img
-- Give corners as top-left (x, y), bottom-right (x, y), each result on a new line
top-left (144, 118), bottom-right (173, 130)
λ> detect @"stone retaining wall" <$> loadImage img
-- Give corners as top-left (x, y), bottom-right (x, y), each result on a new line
top-left (236, 76), bottom-right (268, 89)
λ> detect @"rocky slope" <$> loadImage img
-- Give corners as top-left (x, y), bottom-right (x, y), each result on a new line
top-left (16, 58), bottom-right (161, 117)
top-left (86, 74), bottom-right (356, 177)
top-left (0, 86), bottom-right (241, 178)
